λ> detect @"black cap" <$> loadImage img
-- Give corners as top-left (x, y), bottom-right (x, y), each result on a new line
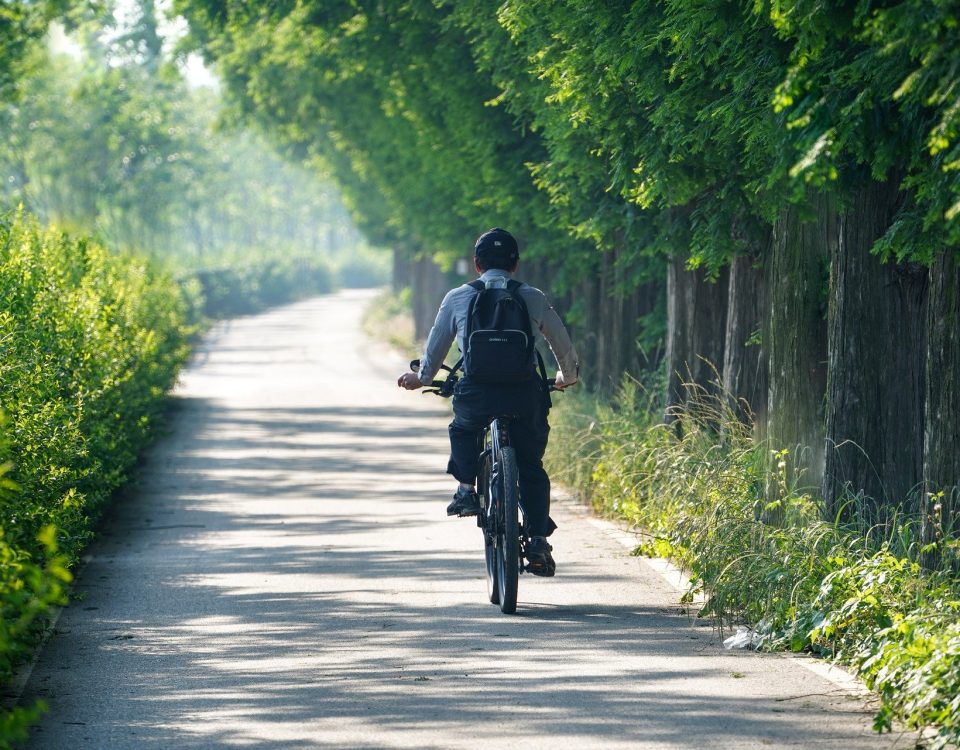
top-left (474, 227), bottom-right (519, 264)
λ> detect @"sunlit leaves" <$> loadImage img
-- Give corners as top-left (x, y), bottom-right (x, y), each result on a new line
top-left (173, 0), bottom-right (959, 278)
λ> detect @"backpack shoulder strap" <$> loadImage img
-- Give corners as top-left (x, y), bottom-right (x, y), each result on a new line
top-left (503, 279), bottom-right (533, 337)
top-left (536, 349), bottom-right (549, 384)
top-left (465, 280), bottom-right (483, 335)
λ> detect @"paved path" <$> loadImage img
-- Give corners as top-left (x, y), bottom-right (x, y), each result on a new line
top-left (21, 290), bottom-right (911, 748)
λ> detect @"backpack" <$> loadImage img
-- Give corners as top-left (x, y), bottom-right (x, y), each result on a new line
top-left (462, 279), bottom-right (536, 383)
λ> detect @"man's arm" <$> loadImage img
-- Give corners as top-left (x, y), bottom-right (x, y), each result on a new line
top-left (535, 298), bottom-right (579, 387)
top-left (518, 284), bottom-right (579, 386)
top-left (413, 288), bottom-right (459, 384)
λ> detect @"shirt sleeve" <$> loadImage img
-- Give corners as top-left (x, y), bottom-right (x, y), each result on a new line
top-left (417, 288), bottom-right (458, 384)
top-left (537, 302), bottom-right (579, 384)
top-left (518, 285), bottom-right (578, 384)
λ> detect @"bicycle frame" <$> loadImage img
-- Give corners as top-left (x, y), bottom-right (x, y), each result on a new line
top-left (479, 417), bottom-right (522, 533)
top-left (409, 358), bottom-right (560, 614)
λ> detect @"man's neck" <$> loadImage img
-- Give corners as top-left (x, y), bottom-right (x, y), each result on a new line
top-left (479, 268), bottom-right (511, 280)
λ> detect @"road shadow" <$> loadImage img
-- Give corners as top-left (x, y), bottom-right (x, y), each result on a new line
top-left (22, 391), bottom-right (902, 749)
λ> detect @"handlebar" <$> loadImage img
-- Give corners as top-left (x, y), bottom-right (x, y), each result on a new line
top-left (409, 359), bottom-right (566, 397)
top-left (410, 359), bottom-right (458, 397)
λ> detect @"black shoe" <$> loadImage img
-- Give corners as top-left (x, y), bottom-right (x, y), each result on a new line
top-left (447, 487), bottom-right (481, 517)
top-left (526, 536), bottom-right (556, 577)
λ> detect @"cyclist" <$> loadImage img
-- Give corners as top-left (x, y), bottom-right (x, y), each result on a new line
top-left (397, 228), bottom-right (578, 575)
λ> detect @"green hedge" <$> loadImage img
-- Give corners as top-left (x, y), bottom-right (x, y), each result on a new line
top-left (190, 245), bottom-right (390, 321)
top-left (0, 209), bottom-right (191, 745)
top-left (191, 254), bottom-right (335, 319)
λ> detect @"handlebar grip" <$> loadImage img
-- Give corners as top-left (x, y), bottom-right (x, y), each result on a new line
top-left (410, 359), bottom-right (454, 374)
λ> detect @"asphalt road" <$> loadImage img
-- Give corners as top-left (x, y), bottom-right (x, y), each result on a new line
top-left (20, 290), bottom-right (911, 749)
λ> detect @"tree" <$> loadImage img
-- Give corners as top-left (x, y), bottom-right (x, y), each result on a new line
top-left (2, 2), bottom-right (355, 264)
top-left (174, 0), bottom-right (960, 521)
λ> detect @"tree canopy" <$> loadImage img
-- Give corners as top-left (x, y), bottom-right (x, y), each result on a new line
top-left (1, 1), bottom-right (359, 263)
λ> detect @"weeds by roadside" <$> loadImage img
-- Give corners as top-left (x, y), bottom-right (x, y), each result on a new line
top-left (364, 288), bottom-right (960, 745)
top-left (545, 377), bottom-right (960, 749)
top-left (362, 288), bottom-right (419, 360)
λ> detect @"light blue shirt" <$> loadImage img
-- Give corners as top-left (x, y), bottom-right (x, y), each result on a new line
top-left (417, 269), bottom-right (579, 385)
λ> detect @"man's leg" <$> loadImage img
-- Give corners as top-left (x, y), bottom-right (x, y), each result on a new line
top-left (510, 382), bottom-right (553, 537)
top-left (447, 383), bottom-right (489, 485)
top-left (447, 418), bottom-right (485, 485)
top-left (445, 382), bottom-right (490, 516)
top-left (513, 391), bottom-right (556, 575)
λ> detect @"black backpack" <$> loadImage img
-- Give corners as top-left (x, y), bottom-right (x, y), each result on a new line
top-left (462, 279), bottom-right (536, 383)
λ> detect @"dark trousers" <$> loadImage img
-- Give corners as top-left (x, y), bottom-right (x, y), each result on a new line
top-left (447, 377), bottom-right (555, 537)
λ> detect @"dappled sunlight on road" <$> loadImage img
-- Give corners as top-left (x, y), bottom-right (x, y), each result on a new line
top-left (22, 292), bottom-right (906, 749)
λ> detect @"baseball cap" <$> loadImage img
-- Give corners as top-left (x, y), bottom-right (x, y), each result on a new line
top-left (474, 227), bottom-right (519, 264)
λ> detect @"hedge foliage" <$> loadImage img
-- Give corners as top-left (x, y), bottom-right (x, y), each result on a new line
top-left (191, 255), bottom-right (336, 319)
top-left (0, 208), bottom-right (191, 745)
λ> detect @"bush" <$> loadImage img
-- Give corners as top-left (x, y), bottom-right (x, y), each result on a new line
top-left (192, 253), bottom-right (335, 319)
top-left (0, 208), bottom-right (190, 744)
top-left (546, 379), bottom-right (960, 747)
top-left (333, 245), bottom-right (390, 288)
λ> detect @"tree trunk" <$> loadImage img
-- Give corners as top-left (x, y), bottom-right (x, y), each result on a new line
top-left (823, 178), bottom-right (927, 522)
top-left (594, 249), bottom-right (616, 389)
top-left (587, 241), bottom-right (665, 390)
top-left (923, 250), bottom-right (960, 552)
top-left (577, 255), bottom-right (603, 387)
top-left (766, 196), bottom-right (833, 500)
top-left (722, 248), bottom-right (769, 427)
top-left (411, 254), bottom-right (449, 339)
top-left (615, 249), bottom-right (661, 379)
top-left (392, 248), bottom-right (412, 292)
top-left (664, 255), bottom-right (729, 419)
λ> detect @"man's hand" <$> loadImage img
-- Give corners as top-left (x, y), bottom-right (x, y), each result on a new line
top-left (553, 372), bottom-right (577, 391)
top-left (397, 372), bottom-right (424, 390)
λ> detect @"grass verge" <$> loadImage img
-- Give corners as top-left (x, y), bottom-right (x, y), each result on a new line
top-left (362, 287), bottom-right (419, 359)
top-left (545, 377), bottom-right (960, 749)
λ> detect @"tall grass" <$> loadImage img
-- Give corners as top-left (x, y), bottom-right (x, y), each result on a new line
top-left (362, 287), bottom-right (418, 359)
top-left (546, 377), bottom-right (960, 748)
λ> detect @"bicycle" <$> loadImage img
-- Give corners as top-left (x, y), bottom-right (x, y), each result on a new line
top-left (412, 358), bottom-right (558, 615)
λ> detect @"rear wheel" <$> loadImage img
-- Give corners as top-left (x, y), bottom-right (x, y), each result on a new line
top-left (480, 453), bottom-right (498, 604)
top-left (496, 446), bottom-right (520, 614)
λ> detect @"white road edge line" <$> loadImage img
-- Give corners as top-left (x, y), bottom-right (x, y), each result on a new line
top-left (2, 602), bottom-right (67, 711)
top-left (1, 553), bottom-right (94, 712)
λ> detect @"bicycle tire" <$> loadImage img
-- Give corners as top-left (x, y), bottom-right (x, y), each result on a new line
top-left (480, 452), bottom-right (499, 604)
top-left (496, 446), bottom-right (520, 614)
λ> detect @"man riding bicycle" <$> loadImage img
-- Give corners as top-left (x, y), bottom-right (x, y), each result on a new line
top-left (397, 228), bottom-right (578, 576)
